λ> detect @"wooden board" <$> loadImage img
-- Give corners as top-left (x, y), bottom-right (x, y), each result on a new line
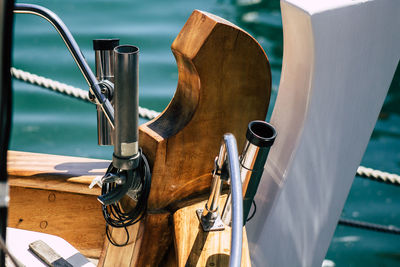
top-left (98, 212), bottom-right (171, 267)
top-left (8, 150), bottom-right (108, 196)
top-left (8, 186), bottom-right (105, 258)
top-left (7, 150), bottom-right (109, 258)
top-left (173, 195), bottom-right (251, 267)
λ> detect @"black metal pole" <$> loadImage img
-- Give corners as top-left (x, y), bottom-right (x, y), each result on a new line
top-left (0, 0), bottom-right (15, 265)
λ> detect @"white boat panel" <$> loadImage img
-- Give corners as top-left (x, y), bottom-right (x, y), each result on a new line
top-left (246, 0), bottom-right (400, 266)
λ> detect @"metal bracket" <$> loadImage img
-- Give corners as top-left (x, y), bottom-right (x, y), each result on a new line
top-left (196, 209), bottom-right (225, 232)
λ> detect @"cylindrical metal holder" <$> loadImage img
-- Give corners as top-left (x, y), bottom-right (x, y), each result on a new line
top-left (93, 39), bottom-right (119, 145)
top-left (222, 120), bottom-right (277, 225)
top-left (113, 45), bottom-right (140, 170)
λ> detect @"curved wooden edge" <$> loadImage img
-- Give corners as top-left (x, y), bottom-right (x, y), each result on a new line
top-left (140, 9), bottom-right (272, 211)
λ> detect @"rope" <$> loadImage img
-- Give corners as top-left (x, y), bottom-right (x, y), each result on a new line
top-left (10, 67), bottom-right (160, 120)
top-left (356, 166), bottom-right (400, 186)
top-left (9, 67), bottom-right (400, 185)
top-left (338, 218), bottom-right (400, 235)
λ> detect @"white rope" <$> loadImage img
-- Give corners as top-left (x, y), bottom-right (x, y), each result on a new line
top-left (11, 67), bottom-right (90, 102)
top-left (10, 67), bottom-right (161, 120)
top-left (9, 67), bottom-right (400, 186)
top-left (357, 166), bottom-right (400, 186)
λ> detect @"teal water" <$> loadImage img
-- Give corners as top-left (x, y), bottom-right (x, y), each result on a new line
top-left (11, 0), bottom-right (400, 266)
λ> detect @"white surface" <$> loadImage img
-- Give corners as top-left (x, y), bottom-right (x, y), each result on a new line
top-left (247, 0), bottom-right (400, 266)
top-left (6, 228), bottom-right (95, 267)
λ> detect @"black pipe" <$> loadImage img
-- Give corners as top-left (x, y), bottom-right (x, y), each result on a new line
top-left (0, 0), bottom-right (15, 265)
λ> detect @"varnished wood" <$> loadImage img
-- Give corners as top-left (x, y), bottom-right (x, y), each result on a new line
top-left (102, 10), bottom-right (271, 266)
top-left (99, 222), bottom-right (142, 267)
top-left (8, 186), bottom-right (105, 258)
top-left (8, 150), bottom-right (108, 195)
top-left (8, 10), bottom-right (271, 266)
top-left (7, 150), bottom-right (109, 258)
top-left (99, 212), bottom-right (171, 267)
top-left (173, 195), bottom-right (251, 267)
top-left (140, 10), bottom-right (271, 211)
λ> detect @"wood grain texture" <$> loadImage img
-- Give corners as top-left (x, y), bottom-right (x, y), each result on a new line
top-left (139, 10), bottom-right (271, 211)
top-left (173, 195), bottom-right (251, 267)
top-left (8, 186), bottom-right (105, 258)
top-left (101, 10), bottom-right (270, 266)
top-left (99, 222), bottom-right (142, 267)
top-left (98, 212), bottom-right (171, 267)
top-left (8, 150), bottom-right (108, 195)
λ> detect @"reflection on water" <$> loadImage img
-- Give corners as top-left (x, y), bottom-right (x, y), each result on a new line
top-left (11, 0), bottom-right (400, 266)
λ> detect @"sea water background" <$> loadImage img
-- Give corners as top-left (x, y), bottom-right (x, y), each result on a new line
top-left (11, 0), bottom-right (400, 266)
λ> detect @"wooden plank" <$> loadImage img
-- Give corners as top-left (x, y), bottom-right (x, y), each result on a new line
top-left (8, 150), bottom-right (109, 196)
top-left (98, 212), bottom-right (171, 267)
top-left (100, 223), bottom-right (141, 267)
top-left (8, 187), bottom-right (105, 258)
top-left (173, 195), bottom-right (251, 267)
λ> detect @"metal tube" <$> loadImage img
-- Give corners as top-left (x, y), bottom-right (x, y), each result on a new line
top-left (13, 3), bottom-right (114, 127)
top-left (222, 120), bottom-right (277, 225)
top-left (93, 39), bottom-right (119, 145)
top-left (113, 45), bottom-right (139, 170)
top-left (224, 134), bottom-right (243, 267)
top-left (202, 142), bottom-right (227, 219)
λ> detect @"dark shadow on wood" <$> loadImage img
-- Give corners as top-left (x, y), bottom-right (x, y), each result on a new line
top-left (185, 223), bottom-right (209, 267)
top-left (206, 253), bottom-right (230, 267)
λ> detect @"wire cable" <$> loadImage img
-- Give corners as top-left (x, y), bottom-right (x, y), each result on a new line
top-left (100, 150), bottom-right (151, 246)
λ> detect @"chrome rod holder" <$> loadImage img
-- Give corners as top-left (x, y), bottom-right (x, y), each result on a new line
top-left (93, 39), bottom-right (119, 146)
top-left (222, 120), bottom-right (277, 226)
top-left (197, 138), bottom-right (229, 231)
top-left (112, 45), bottom-right (140, 171)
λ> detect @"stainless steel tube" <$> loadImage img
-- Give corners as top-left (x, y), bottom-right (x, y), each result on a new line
top-left (224, 134), bottom-right (243, 267)
top-left (14, 4), bottom-right (114, 127)
top-left (94, 39), bottom-right (119, 145)
top-left (112, 45), bottom-right (139, 170)
top-left (222, 120), bottom-right (277, 225)
top-left (202, 142), bottom-right (226, 215)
